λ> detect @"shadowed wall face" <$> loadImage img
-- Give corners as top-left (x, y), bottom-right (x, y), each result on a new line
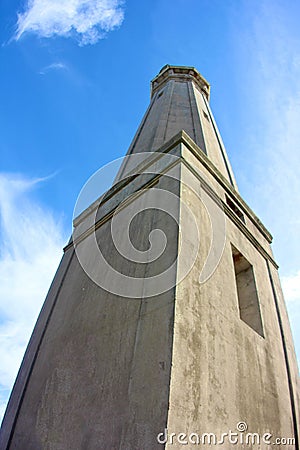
top-left (7, 172), bottom-right (180, 450)
top-left (232, 246), bottom-right (264, 337)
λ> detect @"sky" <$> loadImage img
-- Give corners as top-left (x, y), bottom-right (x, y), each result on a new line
top-left (0, 0), bottom-right (300, 422)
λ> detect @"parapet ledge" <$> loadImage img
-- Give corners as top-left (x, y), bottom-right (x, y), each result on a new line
top-left (151, 65), bottom-right (210, 100)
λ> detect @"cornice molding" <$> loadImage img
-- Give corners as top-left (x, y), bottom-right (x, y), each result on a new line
top-left (151, 65), bottom-right (210, 101)
top-left (67, 131), bottom-right (276, 268)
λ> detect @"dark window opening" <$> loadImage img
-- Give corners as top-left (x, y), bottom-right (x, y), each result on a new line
top-left (203, 110), bottom-right (210, 121)
top-left (232, 246), bottom-right (264, 337)
top-left (226, 195), bottom-right (245, 223)
top-left (157, 90), bottom-right (164, 98)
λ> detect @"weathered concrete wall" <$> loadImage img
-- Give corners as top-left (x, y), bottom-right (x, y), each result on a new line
top-left (2, 170), bottom-right (180, 450)
top-left (165, 158), bottom-right (299, 449)
top-left (126, 79), bottom-right (205, 156)
top-left (192, 84), bottom-right (237, 188)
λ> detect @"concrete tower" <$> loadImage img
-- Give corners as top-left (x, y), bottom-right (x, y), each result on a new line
top-left (1, 65), bottom-right (299, 449)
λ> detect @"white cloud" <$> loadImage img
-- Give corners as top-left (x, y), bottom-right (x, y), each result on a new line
top-left (0, 173), bottom-right (67, 422)
top-left (233, 1), bottom-right (300, 272)
top-left (15, 0), bottom-right (125, 45)
top-left (232, 0), bottom-right (300, 366)
top-left (282, 271), bottom-right (300, 304)
top-left (39, 62), bottom-right (68, 75)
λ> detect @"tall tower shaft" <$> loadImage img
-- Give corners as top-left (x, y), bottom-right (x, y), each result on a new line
top-left (1, 66), bottom-right (299, 449)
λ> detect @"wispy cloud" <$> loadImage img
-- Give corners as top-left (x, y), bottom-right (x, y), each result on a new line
top-left (233, 1), bottom-right (300, 271)
top-left (0, 173), bottom-right (67, 422)
top-left (232, 0), bottom-right (300, 364)
top-left (15, 0), bottom-right (125, 45)
top-left (39, 62), bottom-right (68, 75)
top-left (282, 271), bottom-right (300, 305)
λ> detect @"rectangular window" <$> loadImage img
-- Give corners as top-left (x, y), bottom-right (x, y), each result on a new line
top-left (232, 246), bottom-right (264, 337)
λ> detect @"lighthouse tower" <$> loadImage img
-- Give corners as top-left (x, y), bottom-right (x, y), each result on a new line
top-left (1, 66), bottom-right (299, 449)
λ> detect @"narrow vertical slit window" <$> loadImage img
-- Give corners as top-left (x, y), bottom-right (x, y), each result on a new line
top-left (202, 110), bottom-right (210, 121)
top-left (232, 246), bottom-right (264, 337)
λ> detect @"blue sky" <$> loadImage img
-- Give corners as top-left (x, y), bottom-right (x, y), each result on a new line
top-left (1, 0), bottom-right (300, 421)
